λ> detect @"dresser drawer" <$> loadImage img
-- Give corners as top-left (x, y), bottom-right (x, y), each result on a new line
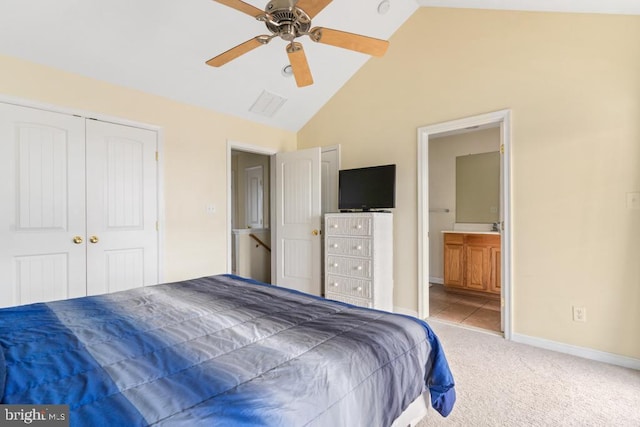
top-left (326, 237), bottom-right (371, 257)
top-left (325, 291), bottom-right (373, 309)
top-left (325, 275), bottom-right (372, 299)
top-left (325, 217), bottom-right (372, 236)
top-left (326, 256), bottom-right (372, 279)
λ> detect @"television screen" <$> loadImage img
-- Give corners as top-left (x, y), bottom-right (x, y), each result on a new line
top-left (338, 164), bottom-right (396, 211)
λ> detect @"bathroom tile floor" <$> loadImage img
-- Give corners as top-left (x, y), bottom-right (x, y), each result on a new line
top-left (428, 284), bottom-right (502, 333)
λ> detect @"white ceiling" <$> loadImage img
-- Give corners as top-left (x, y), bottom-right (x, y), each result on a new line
top-left (1, 0), bottom-right (638, 132)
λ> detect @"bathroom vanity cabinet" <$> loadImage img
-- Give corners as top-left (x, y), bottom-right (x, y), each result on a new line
top-left (443, 232), bottom-right (501, 295)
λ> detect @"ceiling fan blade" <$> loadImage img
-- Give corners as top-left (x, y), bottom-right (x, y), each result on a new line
top-left (295, 0), bottom-right (332, 18)
top-left (206, 37), bottom-right (266, 67)
top-left (286, 42), bottom-right (314, 87)
top-left (213, 0), bottom-right (264, 17)
top-left (310, 27), bottom-right (389, 57)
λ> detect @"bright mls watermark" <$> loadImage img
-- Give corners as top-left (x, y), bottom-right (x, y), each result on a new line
top-left (0, 405), bottom-right (68, 426)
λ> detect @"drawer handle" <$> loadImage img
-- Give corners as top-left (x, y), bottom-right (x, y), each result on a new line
top-left (333, 282), bottom-right (339, 287)
top-left (332, 224), bottom-right (338, 228)
top-left (355, 224), bottom-right (362, 229)
top-left (333, 244), bottom-right (338, 248)
top-left (356, 286), bottom-right (363, 291)
top-left (356, 266), bottom-right (363, 271)
top-left (333, 263), bottom-right (339, 268)
top-left (355, 245), bottom-right (362, 250)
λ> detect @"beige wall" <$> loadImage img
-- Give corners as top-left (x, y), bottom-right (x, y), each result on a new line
top-left (298, 9), bottom-right (640, 359)
top-left (429, 128), bottom-right (500, 281)
top-left (0, 54), bottom-right (296, 283)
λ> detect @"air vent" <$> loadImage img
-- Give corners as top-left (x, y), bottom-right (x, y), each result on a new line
top-left (249, 90), bottom-right (287, 118)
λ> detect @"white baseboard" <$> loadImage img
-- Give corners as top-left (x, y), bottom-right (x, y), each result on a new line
top-left (428, 276), bottom-right (444, 285)
top-left (512, 333), bottom-right (640, 371)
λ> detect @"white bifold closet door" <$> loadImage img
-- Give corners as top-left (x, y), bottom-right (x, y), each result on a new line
top-left (0, 103), bottom-right (158, 308)
top-left (85, 119), bottom-right (158, 296)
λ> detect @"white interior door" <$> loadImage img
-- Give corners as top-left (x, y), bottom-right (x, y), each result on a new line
top-left (274, 148), bottom-right (321, 295)
top-left (85, 120), bottom-right (159, 295)
top-left (0, 103), bottom-right (87, 307)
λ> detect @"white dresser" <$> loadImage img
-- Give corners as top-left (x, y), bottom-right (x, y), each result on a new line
top-left (324, 212), bottom-right (393, 311)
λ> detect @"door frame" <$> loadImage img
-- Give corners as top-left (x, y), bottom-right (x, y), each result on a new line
top-left (417, 109), bottom-right (512, 339)
top-left (226, 140), bottom-right (277, 275)
top-left (0, 94), bottom-right (165, 284)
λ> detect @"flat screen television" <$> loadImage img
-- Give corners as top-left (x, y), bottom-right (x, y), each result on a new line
top-left (338, 164), bottom-right (396, 211)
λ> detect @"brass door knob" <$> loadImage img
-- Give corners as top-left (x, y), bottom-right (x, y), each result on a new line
top-left (73, 236), bottom-right (83, 244)
top-left (312, 229), bottom-right (319, 236)
top-left (89, 235), bottom-right (99, 244)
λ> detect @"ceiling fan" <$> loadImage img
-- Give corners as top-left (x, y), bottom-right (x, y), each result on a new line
top-left (206, 0), bottom-right (390, 87)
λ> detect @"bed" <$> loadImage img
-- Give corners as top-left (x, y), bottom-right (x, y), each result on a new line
top-left (0, 274), bottom-right (455, 426)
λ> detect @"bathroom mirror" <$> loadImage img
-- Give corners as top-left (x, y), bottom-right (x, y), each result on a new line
top-left (456, 151), bottom-right (500, 223)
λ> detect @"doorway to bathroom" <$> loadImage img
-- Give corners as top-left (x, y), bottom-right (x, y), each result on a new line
top-left (417, 110), bottom-right (512, 339)
top-left (428, 127), bottom-right (502, 333)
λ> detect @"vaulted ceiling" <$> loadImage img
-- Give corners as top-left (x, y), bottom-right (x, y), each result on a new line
top-left (1, 0), bottom-right (638, 131)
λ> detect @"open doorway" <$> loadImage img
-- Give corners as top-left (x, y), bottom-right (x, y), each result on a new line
top-left (230, 148), bottom-right (273, 283)
top-left (226, 142), bottom-right (341, 289)
top-left (427, 127), bottom-right (501, 334)
top-left (417, 110), bottom-right (512, 339)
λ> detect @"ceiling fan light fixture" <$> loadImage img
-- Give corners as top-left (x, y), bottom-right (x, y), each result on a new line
top-left (377, 0), bottom-right (391, 15)
top-left (281, 64), bottom-right (294, 77)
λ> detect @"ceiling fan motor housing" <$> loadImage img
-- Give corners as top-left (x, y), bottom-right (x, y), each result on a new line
top-left (265, 0), bottom-right (312, 41)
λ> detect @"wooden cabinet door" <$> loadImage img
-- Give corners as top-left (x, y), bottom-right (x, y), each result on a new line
top-left (489, 246), bottom-right (501, 294)
top-left (444, 243), bottom-right (464, 288)
top-left (465, 244), bottom-right (489, 291)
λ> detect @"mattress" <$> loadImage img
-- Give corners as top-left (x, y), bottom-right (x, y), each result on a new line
top-left (0, 274), bottom-right (455, 426)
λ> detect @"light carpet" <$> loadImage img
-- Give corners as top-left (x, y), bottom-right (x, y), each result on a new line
top-left (416, 320), bottom-right (640, 426)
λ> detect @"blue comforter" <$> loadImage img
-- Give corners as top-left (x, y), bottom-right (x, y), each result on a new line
top-left (0, 275), bottom-right (455, 426)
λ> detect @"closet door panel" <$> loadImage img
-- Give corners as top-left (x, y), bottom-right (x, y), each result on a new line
top-left (85, 120), bottom-right (158, 295)
top-left (0, 103), bottom-right (86, 307)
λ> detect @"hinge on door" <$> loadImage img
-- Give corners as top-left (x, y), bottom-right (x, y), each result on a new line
top-left (500, 144), bottom-right (505, 154)
top-left (155, 151), bottom-right (159, 161)
top-left (156, 221), bottom-right (159, 231)
top-left (501, 221), bottom-right (504, 231)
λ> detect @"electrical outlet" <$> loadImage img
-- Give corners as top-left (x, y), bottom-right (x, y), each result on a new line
top-left (573, 306), bottom-right (587, 322)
